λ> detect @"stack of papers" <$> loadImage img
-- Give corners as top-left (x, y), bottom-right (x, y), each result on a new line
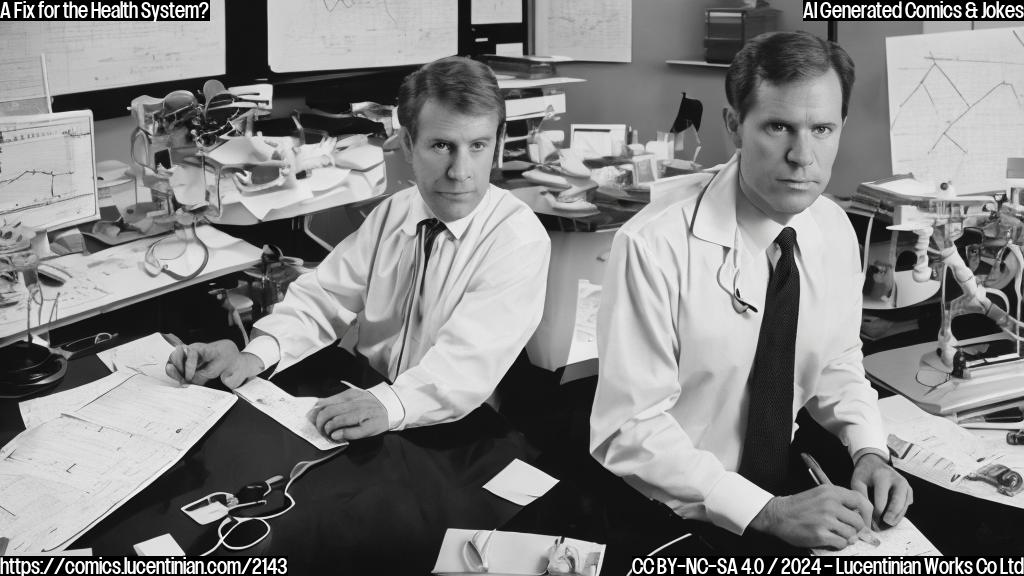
top-left (880, 395), bottom-right (1024, 510)
top-left (4, 372), bottom-right (235, 553)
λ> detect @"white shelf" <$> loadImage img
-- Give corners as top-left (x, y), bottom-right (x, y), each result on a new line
top-left (497, 76), bottom-right (586, 90)
top-left (666, 59), bottom-right (730, 69)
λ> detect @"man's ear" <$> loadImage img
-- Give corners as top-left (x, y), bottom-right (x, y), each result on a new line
top-left (722, 107), bottom-right (742, 148)
top-left (399, 127), bottom-right (414, 163)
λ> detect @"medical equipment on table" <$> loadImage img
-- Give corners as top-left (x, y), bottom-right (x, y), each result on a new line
top-left (864, 175), bottom-right (1024, 414)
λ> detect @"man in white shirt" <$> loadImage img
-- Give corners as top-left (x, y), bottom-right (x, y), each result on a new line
top-left (167, 56), bottom-right (551, 440)
top-left (590, 31), bottom-right (911, 551)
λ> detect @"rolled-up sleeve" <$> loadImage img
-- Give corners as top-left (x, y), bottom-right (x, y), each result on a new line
top-left (590, 231), bottom-right (772, 535)
top-left (390, 235), bottom-right (551, 429)
top-left (248, 207), bottom-right (379, 371)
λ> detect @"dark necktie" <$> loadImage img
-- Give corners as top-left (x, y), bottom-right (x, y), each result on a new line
top-left (418, 218), bottom-right (447, 293)
top-left (738, 227), bottom-right (800, 493)
top-left (394, 218), bottom-right (447, 378)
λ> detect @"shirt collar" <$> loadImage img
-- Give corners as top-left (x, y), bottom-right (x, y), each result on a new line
top-left (692, 152), bottom-right (824, 260)
top-left (400, 185), bottom-right (493, 240)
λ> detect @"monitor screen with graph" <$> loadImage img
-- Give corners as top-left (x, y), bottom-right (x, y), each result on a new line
top-left (0, 110), bottom-right (99, 234)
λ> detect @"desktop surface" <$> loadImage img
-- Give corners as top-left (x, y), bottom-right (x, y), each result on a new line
top-left (0, 345), bottom-right (537, 571)
top-left (0, 226), bottom-right (261, 348)
top-left (3, 333), bottom-right (1024, 564)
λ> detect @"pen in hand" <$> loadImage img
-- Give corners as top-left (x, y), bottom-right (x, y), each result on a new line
top-left (800, 452), bottom-right (881, 547)
top-left (163, 333), bottom-right (206, 384)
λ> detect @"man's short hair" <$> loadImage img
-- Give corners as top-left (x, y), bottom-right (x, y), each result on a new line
top-left (397, 56), bottom-right (505, 142)
top-left (725, 30), bottom-right (855, 121)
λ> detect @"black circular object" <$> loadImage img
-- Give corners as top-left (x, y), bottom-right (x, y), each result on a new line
top-left (0, 342), bottom-right (67, 398)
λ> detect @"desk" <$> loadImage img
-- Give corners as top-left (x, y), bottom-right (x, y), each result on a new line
top-left (0, 226), bottom-right (261, 348)
top-left (209, 162), bottom-right (387, 227)
top-left (0, 345), bottom-right (537, 572)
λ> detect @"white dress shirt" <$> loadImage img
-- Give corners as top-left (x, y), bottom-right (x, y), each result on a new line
top-left (245, 184), bottom-right (551, 430)
top-left (590, 153), bottom-right (888, 535)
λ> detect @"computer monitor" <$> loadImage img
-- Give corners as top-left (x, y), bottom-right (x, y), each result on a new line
top-left (0, 110), bottom-right (100, 235)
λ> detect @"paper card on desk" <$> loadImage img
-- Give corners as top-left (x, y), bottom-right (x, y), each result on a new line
top-left (433, 528), bottom-right (605, 576)
top-left (235, 378), bottom-right (347, 451)
top-left (483, 458), bottom-right (558, 506)
top-left (813, 518), bottom-right (939, 556)
top-left (95, 333), bottom-right (177, 384)
top-left (880, 395), bottom-right (1024, 509)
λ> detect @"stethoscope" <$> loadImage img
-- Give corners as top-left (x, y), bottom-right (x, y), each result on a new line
top-left (692, 173), bottom-right (760, 315)
top-left (716, 240), bottom-right (760, 315)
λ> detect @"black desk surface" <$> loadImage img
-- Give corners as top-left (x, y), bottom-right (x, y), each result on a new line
top-left (0, 346), bottom-right (536, 573)
top-left (4, 340), bottom-right (1024, 573)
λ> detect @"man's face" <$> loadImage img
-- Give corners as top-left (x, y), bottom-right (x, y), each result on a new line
top-left (725, 68), bottom-right (845, 223)
top-left (401, 99), bottom-right (500, 222)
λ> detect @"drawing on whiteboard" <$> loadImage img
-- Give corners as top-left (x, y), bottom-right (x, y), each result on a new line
top-left (267, 0), bottom-right (457, 73)
top-left (321, 0), bottom-right (397, 23)
top-left (0, 1), bottom-right (225, 95)
top-left (535, 0), bottom-right (632, 63)
top-left (887, 27), bottom-right (1024, 194)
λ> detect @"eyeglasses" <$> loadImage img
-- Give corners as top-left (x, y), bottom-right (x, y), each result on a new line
top-left (58, 332), bottom-right (114, 356)
top-left (194, 448), bottom-right (345, 556)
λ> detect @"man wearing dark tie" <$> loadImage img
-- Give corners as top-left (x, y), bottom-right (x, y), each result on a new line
top-left (167, 56), bottom-right (551, 441)
top-left (590, 31), bottom-right (911, 550)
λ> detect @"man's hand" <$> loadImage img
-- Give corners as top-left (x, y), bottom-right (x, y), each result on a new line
top-left (165, 339), bottom-right (264, 388)
top-left (308, 389), bottom-right (388, 441)
top-left (749, 485), bottom-right (873, 550)
top-left (850, 452), bottom-right (913, 528)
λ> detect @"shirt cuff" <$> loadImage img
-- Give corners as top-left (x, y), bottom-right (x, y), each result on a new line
top-left (243, 335), bottom-right (280, 372)
top-left (703, 472), bottom-right (775, 535)
top-left (852, 447), bottom-right (890, 466)
top-left (842, 426), bottom-right (889, 461)
top-left (367, 383), bottom-right (406, 431)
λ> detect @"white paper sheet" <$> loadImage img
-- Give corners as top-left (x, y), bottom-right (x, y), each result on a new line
top-left (95, 332), bottom-right (177, 384)
top-left (433, 529), bottom-right (604, 576)
top-left (880, 395), bottom-right (1024, 509)
top-left (234, 378), bottom-right (347, 451)
top-left (19, 370), bottom-right (132, 429)
top-left (566, 280), bottom-right (600, 366)
top-left (813, 518), bottom-right (939, 556)
top-left (483, 459), bottom-right (559, 506)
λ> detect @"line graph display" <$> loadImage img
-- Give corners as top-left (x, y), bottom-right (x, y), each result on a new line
top-left (887, 27), bottom-right (1024, 194)
top-left (0, 111), bottom-right (99, 233)
top-left (267, 0), bottom-right (458, 73)
top-left (0, 1), bottom-right (225, 96)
